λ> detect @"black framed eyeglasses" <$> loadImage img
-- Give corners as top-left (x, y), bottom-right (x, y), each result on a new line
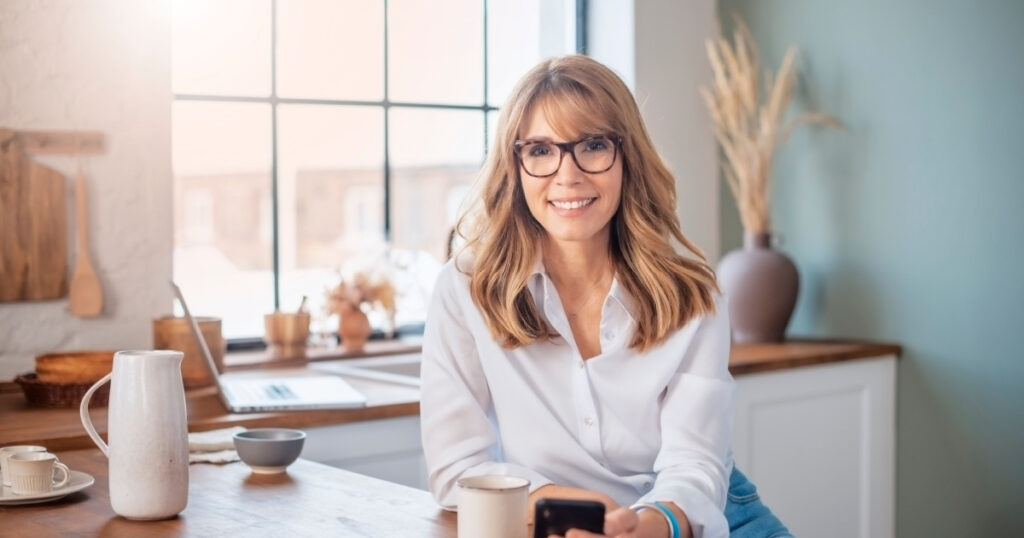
top-left (513, 135), bottom-right (622, 178)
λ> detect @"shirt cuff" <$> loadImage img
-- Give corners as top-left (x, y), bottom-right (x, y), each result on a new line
top-left (639, 483), bottom-right (729, 538)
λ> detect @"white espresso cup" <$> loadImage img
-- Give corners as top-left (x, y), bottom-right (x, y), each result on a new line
top-left (7, 452), bottom-right (70, 495)
top-left (457, 475), bottom-right (531, 538)
top-left (0, 445), bottom-right (47, 487)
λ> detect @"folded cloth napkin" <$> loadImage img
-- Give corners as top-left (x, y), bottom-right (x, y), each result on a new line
top-left (188, 426), bottom-right (246, 464)
top-left (189, 448), bottom-right (239, 464)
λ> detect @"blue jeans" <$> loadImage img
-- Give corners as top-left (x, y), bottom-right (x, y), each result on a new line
top-left (725, 468), bottom-right (793, 538)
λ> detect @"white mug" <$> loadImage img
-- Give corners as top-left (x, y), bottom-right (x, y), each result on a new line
top-left (457, 475), bottom-right (530, 538)
top-left (7, 452), bottom-right (70, 495)
top-left (0, 445), bottom-right (47, 487)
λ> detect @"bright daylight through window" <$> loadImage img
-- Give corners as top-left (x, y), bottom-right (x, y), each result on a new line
top-left (171, 0), bottom-right (579, 341)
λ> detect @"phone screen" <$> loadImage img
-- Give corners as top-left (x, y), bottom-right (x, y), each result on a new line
top-left (533, 498), bottom-right (605, 538)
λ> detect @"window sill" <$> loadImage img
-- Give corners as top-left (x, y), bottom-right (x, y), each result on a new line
top-left (223, 337), bottom-right (422, 372)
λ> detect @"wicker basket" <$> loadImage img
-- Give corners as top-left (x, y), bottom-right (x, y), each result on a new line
top-left (15, 372), bottom-right (110, 408)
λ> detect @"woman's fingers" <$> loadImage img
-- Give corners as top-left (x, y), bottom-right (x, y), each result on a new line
top-left (603, 506), bottom-right (641, 536)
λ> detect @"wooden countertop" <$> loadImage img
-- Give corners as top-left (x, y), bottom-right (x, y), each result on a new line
top-left (729, 338), bottom-right (901, 375)
top-left (0, 365), bottom-right (421, 451)
top-left (225, 338), bottom-right (422, 369)
top-left (0, 339), bottom-right (900, 449)
top-left (0, 448), bottom-right (456, 536)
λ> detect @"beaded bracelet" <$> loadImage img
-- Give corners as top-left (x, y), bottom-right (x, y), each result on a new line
top-left (629, 502), bottom-right (681, 538)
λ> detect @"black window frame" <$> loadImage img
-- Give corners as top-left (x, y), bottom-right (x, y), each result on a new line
top-left (173, 0), bottom-right (587, 348)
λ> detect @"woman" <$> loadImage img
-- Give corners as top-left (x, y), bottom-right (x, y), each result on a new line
top-left (421, 55), bottom-right (788, 538)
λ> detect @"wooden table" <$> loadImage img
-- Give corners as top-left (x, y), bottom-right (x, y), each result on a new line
top-left (0, 448), bottom-right (457, 537)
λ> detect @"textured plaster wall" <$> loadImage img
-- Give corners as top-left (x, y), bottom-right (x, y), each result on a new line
top-left (0, 0), bottom-right (173, 380)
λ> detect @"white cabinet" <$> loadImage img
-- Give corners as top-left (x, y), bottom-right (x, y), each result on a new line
top-left (732, 355), bottom-right (896, 538)
top-left (302, 415), bottom-right (429, 490)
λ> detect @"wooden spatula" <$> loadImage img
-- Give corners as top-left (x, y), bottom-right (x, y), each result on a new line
top-left (69, 171), bottom-right (103, 317)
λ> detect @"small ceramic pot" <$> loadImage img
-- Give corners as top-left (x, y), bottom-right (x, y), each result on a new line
top-left (338, 309), bottom-right (372, 353)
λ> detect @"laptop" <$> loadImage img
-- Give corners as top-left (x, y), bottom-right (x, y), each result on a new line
top-left (171, 282), bottom-right (367, 412)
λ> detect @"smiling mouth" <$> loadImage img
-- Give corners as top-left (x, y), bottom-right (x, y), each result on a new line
top-left (549, 198), bottom-right (596, 210)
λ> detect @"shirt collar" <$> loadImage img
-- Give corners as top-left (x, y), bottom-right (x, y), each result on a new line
top-left (526, 253), bottom-right (638, 324)
top-left (606, 276), bottom-right (638, 324)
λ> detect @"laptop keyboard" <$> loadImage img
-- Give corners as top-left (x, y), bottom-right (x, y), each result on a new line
top-left (219, 375), bottom-right (367, 410)
top-left (229, 381), bottom-right (297, 401)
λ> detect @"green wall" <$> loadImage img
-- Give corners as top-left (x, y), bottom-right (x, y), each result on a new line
top-left (717, 1), bottom-right (1024, 536)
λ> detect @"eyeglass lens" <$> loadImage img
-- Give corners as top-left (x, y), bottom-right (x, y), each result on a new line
top-left (517, 136), bottom-right (617, 177)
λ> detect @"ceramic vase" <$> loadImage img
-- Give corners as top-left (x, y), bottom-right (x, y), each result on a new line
top-left (339, 308), bottom-right (372, 353)
top-left (717, 231), bottom-right (799, 343)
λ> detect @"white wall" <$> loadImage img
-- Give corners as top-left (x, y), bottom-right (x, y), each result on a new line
top-left (0, 0), bottom-right (173, 380)
top-left (589, 0), bottom-right (719, 261)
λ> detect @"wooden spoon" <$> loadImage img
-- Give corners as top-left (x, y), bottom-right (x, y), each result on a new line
top-left (69, 171), bottom-right (103, 317)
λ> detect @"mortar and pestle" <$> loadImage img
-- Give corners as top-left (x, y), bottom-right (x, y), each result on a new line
top-left (263, 296), bottom-right (311, 361)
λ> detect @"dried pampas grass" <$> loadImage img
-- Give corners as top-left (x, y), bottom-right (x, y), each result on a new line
top-left (701, 15), bottom-right (840, 234)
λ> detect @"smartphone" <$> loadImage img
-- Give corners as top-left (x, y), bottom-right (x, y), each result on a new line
top-left (533, 498), bottom-right (605, 538)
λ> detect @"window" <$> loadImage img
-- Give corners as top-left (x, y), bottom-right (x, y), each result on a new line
top-left (172, 0), bottom-right (581, 340)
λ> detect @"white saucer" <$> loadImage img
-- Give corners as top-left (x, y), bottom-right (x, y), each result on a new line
top-left (0, 470), bottom-right (95, 505)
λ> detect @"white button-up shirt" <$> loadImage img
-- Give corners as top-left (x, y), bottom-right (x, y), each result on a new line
top-left (420, 257), bottom-right (735, 537)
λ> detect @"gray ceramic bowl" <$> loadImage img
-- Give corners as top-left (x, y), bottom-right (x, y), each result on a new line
top-left (233, 428), bottom-right (306, 474)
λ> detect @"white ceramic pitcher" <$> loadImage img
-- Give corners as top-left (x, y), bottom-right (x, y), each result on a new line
top-left (80, 350), bottom-right (189, 520)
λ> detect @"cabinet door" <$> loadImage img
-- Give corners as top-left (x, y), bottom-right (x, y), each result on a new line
top-left (733, 355), bottom-right (895, 538)
top-left (303, 415), bottom-right (428, 490)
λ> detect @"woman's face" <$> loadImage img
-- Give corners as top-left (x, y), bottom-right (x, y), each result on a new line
top-left (517, 107), bottom-right (623, 250)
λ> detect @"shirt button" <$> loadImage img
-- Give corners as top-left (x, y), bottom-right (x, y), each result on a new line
top-left (643, 481), bottom-right (652, 489)
top-left (578, 360), bottom-right (585, 369)
top-left (584, 416), bottom-right (594, 426)
top-left (602, 331), bottom-right (615, 340)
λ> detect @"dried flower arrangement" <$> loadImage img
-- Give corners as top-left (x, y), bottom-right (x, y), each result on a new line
top-left (700, 15), bottom-right (840, 234)
top-left (325, 271), bottom-right (397, 325)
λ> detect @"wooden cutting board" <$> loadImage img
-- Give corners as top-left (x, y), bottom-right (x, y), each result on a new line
top-left (0, 130), bottom-right (67, 301)
top-left (0, 129), bottom-right (104, 302)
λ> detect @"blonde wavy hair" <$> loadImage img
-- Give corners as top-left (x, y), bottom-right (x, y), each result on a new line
top-left (456, 55), bottom-right (718, 351)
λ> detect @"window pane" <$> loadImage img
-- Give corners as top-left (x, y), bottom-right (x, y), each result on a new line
top-left (172, 102), bottom-right (273, 338)
top-left (277, 104), bottom-right (386, 322)
top-left (172, 0), bottom-right (271, 96)
top-left (277, 0), bottom-right (384, 100)
top-left (488, 0), bottom-right (577, 105)
top-left (389, 108), bottom-right (482, 327)
top-left (390, 108), bottom-right (483, 261)
top-left (388, 0), bottom-right (483, 105)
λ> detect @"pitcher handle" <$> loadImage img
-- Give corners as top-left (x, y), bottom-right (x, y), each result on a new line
top-left (79, 372), bottom-right (112, 457)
